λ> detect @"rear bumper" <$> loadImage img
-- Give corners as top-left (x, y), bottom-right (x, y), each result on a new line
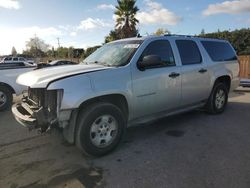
top-left (231, 77), bottom-right (240, 91)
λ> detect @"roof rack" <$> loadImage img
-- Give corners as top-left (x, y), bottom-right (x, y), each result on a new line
top-left (164, 34), bottom-right (195, 38)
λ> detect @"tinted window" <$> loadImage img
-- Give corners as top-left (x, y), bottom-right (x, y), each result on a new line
top-left (13, 58), bottom-right (18, 61)
top-left (176, 40), bottom-right (202, 65)
top-left (141, 40), bottom-right (175, 66)
top-left (201, 41), bottom-right (237, 61)
top-left (5, 57), bottom-right (12, 61)
top-left (19, 58), bottom-right (25, 61)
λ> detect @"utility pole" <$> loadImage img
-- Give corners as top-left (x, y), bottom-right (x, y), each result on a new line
top-left (57, 37), bottom-right (61, 48)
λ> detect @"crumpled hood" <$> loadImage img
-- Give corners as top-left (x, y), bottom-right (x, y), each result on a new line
top-left (17, 64), bottom-right (110, 88)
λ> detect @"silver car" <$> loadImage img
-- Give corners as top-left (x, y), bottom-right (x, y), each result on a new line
top-left (12, 35), bottom-right (240, 156)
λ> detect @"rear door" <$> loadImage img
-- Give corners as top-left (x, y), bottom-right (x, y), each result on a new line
top-left (175, 39), bottom-right (210, 106)
top-left (131, 39), bottom-right (181, 119)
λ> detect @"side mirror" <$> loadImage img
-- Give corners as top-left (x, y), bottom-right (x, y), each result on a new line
top-left (137, 55), bottom-right (163, 71)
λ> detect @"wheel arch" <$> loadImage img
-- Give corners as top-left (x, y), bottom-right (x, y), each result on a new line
top-left (206, 75), bottom-right (230, 114)
top-left (78, 94), bottom-right (129, 118)
top-left (0, 82), bottom-right (15, 94)
top-left (214, 75), bottom-right (231, 91)
top-left (63, 93), bottom-right (129, 144)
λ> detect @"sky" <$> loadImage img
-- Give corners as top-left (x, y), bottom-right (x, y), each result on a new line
top-left (0, 0), bottom-right (250, 55)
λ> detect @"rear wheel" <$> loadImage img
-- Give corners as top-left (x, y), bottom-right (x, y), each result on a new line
top-left (206, 82), bottom-right (228, 114)
top-left (76, 102), bottom-right (126, 156)
top-left (0, 86), bottom-right (13, 111)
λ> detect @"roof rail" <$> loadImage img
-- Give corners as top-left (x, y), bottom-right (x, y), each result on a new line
top-left (164, 34), bottom-right (195, 38)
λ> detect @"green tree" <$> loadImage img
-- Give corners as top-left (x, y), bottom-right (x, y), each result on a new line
top-left (68, 47), bottom-right (74, 59)
top-left (200, 29), bottom-right (205, 36)
top-left (105, 29), bottom-right (120, 43)
top-left (25, 36), bottom-right (49, 57)
top-left (154, 28), bottom-right (171, 36)
top-left (199, 28), bottom-right (250, 55)
top-left (104, 0), bottom-right (139, 43)
top-left (11, 46), bottom-right (17, 56)
top-left (114, 0), bottom-right (139, 38)
top-left (83, 46), bottom-right (101, 59)
top-left (46, 46), bottom-right (56, 58)
top-left (56, 47), bottom-right (69, 58)
top-left (73, 48), bottom-right (84, 58)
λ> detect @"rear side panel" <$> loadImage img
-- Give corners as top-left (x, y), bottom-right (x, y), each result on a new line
top-left (199, 39), bottom-right (240, 91)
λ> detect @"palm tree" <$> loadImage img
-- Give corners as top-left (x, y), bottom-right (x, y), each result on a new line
top-left (105, 30), bottom-right (119, 43)
top-left (114, 0), bottom-right (139, 38)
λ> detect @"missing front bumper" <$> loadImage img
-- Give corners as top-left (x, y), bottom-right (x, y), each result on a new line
top-left (12, 103), bottom-right (51, 132)
top-left (12, 103), bottom-right (37, 130)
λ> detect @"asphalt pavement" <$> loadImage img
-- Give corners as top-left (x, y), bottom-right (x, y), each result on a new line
top-left (0, 88), bottom-right (250, 188)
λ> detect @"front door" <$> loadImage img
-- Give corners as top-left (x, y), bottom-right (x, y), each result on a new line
top-left (131, 40), bottom-right (181, 119)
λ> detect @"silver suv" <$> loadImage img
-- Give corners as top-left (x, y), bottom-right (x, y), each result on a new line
top-left (1, 56), bottom-right (35, 65)
top-left (12, 35), bottom-right (239, 156)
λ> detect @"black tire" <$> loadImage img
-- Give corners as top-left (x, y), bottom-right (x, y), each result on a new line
top-left (76, 102), bottom-right (126, 156)
top-left (0, 85), bottom-right (13, 111)
top-left (206, 82), bottom-right (228, 114)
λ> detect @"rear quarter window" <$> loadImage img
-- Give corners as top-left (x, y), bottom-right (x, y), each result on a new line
top-left (201, 41), bottom-right (237, 62)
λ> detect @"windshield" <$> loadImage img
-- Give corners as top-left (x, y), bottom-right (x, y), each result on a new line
top-left (82, 40), bottom-right (142, 67)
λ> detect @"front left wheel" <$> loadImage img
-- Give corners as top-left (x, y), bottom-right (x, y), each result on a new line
top-left (76, 102), bottom-right (126, 156)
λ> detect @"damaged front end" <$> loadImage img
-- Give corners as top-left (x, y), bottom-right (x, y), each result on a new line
top-left (12, 88), bottom-right (63, 132)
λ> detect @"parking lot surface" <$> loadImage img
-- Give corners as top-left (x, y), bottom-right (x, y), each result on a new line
top-left (0, 88), bottom-right (250, 188)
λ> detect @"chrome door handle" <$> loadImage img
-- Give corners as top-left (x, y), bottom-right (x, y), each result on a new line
top-left (198, 68), bottom-right (207, 73)
top-left (169, 72), bottom-right (180, 78)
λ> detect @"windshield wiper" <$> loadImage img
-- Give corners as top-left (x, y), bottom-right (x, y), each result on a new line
top-left (84, 61), bottom-right (114, 67)
top-left (100, 62), bottom-right (113, 67)
top-left (84, 61), bottom-right (98, 65)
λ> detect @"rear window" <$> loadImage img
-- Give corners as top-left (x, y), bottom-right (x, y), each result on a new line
top-left (176, 40), bottom-right (202, 65)
top-left (201, 41), bottom-right (237, 62)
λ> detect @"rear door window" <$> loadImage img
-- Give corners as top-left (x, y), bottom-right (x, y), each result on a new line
top-left (201, 41), bottom-right (237, 61)
top-left (176, 40), bottom-right (202, 65)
